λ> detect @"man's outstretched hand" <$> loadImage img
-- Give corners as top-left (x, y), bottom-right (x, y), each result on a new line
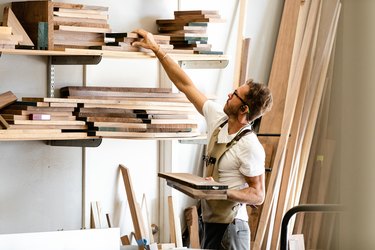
top-left (131, 29), bottom-right (159, 52)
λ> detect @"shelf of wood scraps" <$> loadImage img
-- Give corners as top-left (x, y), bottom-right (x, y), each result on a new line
top-left (0, 48), bottom-right (229, 68)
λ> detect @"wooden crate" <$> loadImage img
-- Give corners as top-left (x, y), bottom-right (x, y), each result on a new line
top-left (11, 1), bottom-right (109, 50)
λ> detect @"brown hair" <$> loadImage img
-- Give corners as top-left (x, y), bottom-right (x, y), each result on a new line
top-left (244, 79), bottom-right (273, 122)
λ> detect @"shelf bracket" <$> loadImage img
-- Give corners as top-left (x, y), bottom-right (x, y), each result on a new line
top-left (179, 59), bottom-right (229, 69)
top-left (47, 138), bottom-right (102, 147)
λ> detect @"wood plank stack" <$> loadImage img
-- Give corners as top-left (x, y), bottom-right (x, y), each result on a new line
top-left (60, 86), bottom-right (200, 139)
top-left (156, 10), bottom-right (225, 54)
top-left (11, 1), bottom-right (110, 50)
top-left (91, 32), bottom-right (173, 53)
top-left (0, 94), bottom-right (87, 140)
top-left (249, 0), bottom-right (342, 249)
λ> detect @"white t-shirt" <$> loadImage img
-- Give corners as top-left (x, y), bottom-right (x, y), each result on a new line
top-left (203, 100), bottom-right (265, 221)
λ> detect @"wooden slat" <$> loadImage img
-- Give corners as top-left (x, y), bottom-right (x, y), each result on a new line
top-left (184, 206), bottom-right (200, 248)
top-left (3, 7), bottom-right (34, 46)
top-left (166, 180), bottom-right (227, 200)
top-left (119, 165), bottom-right (148, 247)
top-left (158, 172), bottom-right (227, 190)
top-left (53, 2), bottom-right (108, 11)
top-left (168, 196), bottom-right (183, 248)
top-left (0, 91), bottom-right (17, 109)
top-left (91, 131), bottom-right (200, 138)
top-left (56, 25), bottom-right (111, 33)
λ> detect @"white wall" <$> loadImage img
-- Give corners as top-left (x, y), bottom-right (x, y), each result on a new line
top-left (0, 0), bottom-right (282, 244)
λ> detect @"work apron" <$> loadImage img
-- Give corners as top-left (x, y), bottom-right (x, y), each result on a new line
top-left (201, 120), bottom-right (252, 224)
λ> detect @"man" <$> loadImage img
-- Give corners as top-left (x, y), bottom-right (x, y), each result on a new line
top-left (132, 29), bottom-right (273, 250)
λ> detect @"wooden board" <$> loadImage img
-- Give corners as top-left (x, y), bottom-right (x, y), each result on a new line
top-left (166, 180), bottom-right (227, 200)
top-left (0, 91), bottom-right (17, 109)
top-left (184, 206), bottom-right (200, 248)
top-left (3, 7), bottom-right (34, 46)
top-left (119, 165), bottom-right (148, 247)
top-left (158, 172), bottom-right (228, 190)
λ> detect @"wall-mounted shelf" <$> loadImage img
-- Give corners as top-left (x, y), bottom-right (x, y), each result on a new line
top-left (0, 48), bottom-right (229, 68)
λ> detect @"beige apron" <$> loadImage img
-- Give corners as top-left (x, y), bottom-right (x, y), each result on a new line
top-left (201, 120), bottom-right (252, 223)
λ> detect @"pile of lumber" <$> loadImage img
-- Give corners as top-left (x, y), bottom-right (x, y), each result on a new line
top-left (52, 2), bottom-right (110, 50)
top-left (156, 10), bottom-right (225, 54)
top-left (249, 0), bottom-right (342, 249)
top-left (11, 1), bottom-right (110, 50)
top-left (0, 91), bottom-right (87, 140)
top-left (61, 86), bottom-right (200, 139)
top-left (91, 32), bottom-right (173, 53)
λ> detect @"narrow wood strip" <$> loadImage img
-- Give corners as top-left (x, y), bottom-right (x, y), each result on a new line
top-left (53, 2), bottom-right (109, 11)
top-left (166, 180), bottom-right (227, 200)
top-left (119, 165), bottom-right (148, 246)
top-left (158, 172), bottom-right (228, 190)
top-left (56, 25), bottom-right (111, 33)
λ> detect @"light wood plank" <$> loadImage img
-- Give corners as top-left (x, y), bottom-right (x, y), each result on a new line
top-left (3, 7), bottom-right (34, 46)
top-left (119, 165), bottom-right (148, 247)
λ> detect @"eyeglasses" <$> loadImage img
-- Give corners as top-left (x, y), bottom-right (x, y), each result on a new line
top-left (232, 90), bottom-right (249, 108)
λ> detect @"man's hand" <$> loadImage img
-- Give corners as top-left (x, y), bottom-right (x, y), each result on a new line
top-left (131, 29), bottom-right (159, 52)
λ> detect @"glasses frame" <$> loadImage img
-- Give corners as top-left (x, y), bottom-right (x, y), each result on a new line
top-left (232, 90), bottom-right (250, 109)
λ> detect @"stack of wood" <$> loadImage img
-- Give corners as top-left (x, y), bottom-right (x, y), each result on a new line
top-left (11, 1), bottom-right (110, 50)
top-left (248, 0), bottom-right (342, 249)
top-left (156, 10), bottom-right (225, 54)
top-left (0, 91), bottom-right (87, 140)
top-left (60, 86), bottom-right (200, 139)
top-left (91, 32), bottom-right (173, 53)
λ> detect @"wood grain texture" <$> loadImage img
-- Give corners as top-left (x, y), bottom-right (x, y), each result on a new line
top-left (166, 180), bottom-right (227, 200)
top-left (119, 165), bottom-right (148, 247)
top-left (0, 91), bottom-right (17, 109)
top-left (3, 7), bottom-right (34, 46)
top-left (159, 172), bottom-right (228, 190)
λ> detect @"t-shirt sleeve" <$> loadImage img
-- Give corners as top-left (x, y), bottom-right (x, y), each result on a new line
top-left (202, 100), bottom-right (227, 138)
top-left (237, 136), bottom-right (266, 177)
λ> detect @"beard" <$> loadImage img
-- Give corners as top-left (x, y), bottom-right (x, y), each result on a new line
top-left (224, 101), bottom-right (239, 117)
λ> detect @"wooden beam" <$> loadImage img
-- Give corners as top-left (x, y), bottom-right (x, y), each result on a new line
top-left (119, 165), bottom-right (148, 247)
top-left (184, 206), bottom-right (200, 248)
top-left (239, 38), bottom-right (251, 86)
top-left (168, 196), bottom-right (182, 248)
top-left (233, 0), bottom-right (248, 88)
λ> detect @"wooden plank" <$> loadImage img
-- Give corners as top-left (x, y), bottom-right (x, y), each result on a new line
top-left (90, 201), bottom-right (100, 229)
top-left (0, 27), bottom-right (12, 34)
top-left (239, 38), bottom-right (251, 86)
top-left (8, 120), bottom-right (85, 126)
top-left (0, 115), bottom-right (10, 129)
top-left (56, 25), bottom-right (111, 33)
top-left (184, 206), bottom-right (200, 248)
top-left (166, 180), bottom-right (227, 200)
top-left (53, 2), bottom-right (109, 11)
top-left (119, 165), bottom-right (148, 247)
top-left (158, 172), bottom-right (227, 190)
top-left (0, 91), bottom-right (17, 109)
top-left (91, 131), bottom-right (200, 138)
top-left (53, 11), bottom-right (108, 20)
top-left (168, 196), bottom-right (183, 248)
top-left (3, 7), bottom-right (34, 46)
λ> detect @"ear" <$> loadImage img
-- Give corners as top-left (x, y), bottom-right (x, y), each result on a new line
top-left (240, 105), bottom-right (247, 112)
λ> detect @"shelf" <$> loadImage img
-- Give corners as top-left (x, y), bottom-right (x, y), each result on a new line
top-left (0, 48), bottom-right (229, 61)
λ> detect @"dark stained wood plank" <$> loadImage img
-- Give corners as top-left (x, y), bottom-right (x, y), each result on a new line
top-left (158, 172), bottom-right (228, 190)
